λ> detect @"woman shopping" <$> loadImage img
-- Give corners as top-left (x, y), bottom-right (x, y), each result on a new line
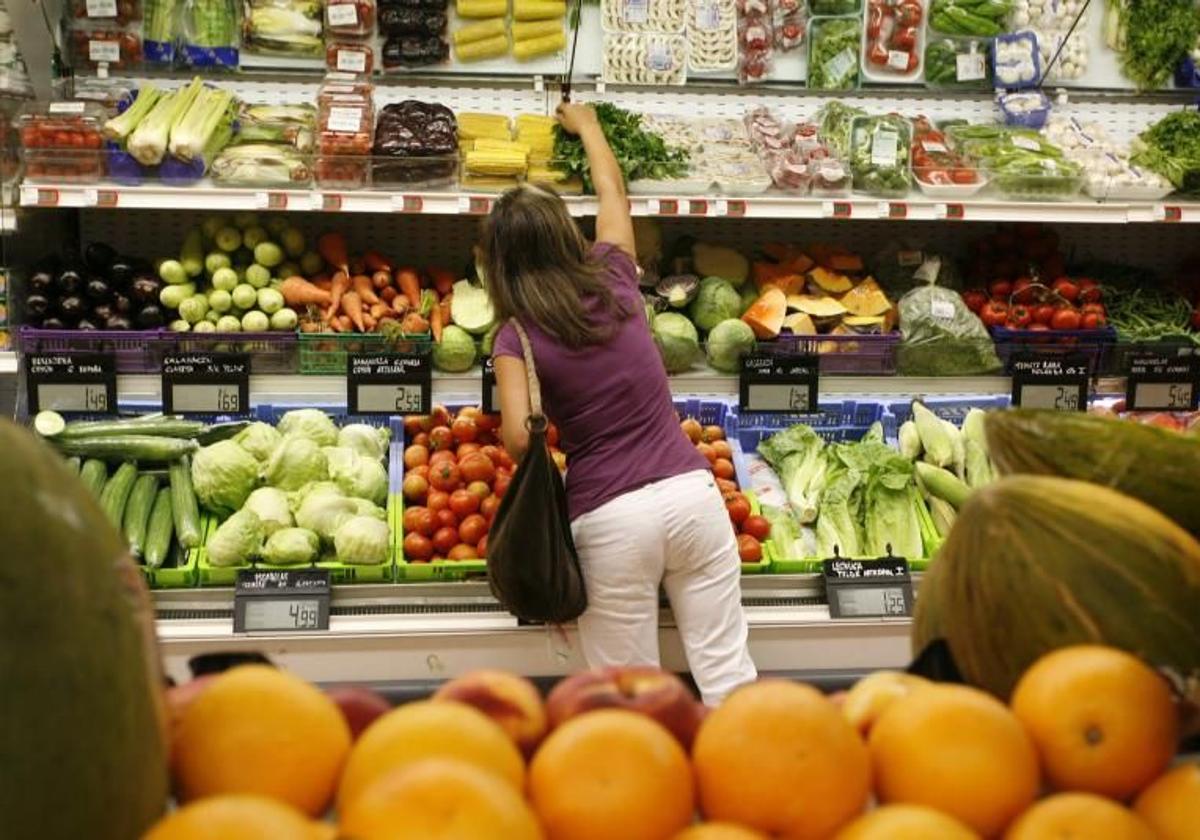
top-left (480, 102), bottom-right (757, 705)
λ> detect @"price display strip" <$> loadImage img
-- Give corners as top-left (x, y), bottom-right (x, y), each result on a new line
top-left (162, 353), bottom-right (249, 415)
top-left (823, 557), bottom-right (913, 619)
top-left (1010, 352), bottom-right (1089, 411)
top-left (481, 356), bottom-right (499, 414)
top-left (25, 352), bottom-right (116, 415)
top-left (1126, 352), bottom-right (1200, 412)
top-left (347, 353), bottom-right (431, 415)
top-left (233, 569), bottom-right (331, 633)
top-left (739, 352), bottom-right (819, 414)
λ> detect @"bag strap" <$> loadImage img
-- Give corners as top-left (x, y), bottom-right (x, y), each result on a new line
top-left (510, 319), bottom-right (544, 419)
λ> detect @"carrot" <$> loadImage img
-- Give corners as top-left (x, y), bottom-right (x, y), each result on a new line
top-left (438, 296), bottom-right (452, 331)
top-left (369, 302), bottom-right (391, 320)
top-left (362, 313), bottom-right (377, 332)
top-left (280, 276), bottom-right (333, 308)
top-left (349, 257), bottom-right (365, 277)
top-left (392, 296), bottom-right (410, 316)
top-left (310, 271), bottom-right (331, 285)
top-left (314, 278), bottom-right (332, 292)
top-left (329, 317), bottom-right (345, 333)
top-left (427, 266), bottom-right (456, 298)
top-left (341, 291), bottom-right (366, 332)
top-left (397, 267), bottom-right (422, 309)
top-left (401, 312), bottom-right (429, 335)
top-left (430, 300), bottom-right (444, 343)
top-left (352, 274), bottom-right (381, 306)
top-left (380, 286), bottom-right (398, 304)
top-left (336, 315), bottom-right (352, 332)
top-left (372, 270), bottom-right (392, 290)
top-left (364, 250), bottom-right (393, 274)
top-left (326, 271), bottom-right (350, 322)
top-left (317, 232), bottom-right (349, 275)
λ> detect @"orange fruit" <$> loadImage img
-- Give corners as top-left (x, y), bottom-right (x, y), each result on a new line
top-left (1010, 645), bottom-right (1178, 800)
top-left (339, 758), bottom-right (544, 840)
top-left (841, 671), bottom-right (929, 737)
top-left (869, 683), bottom-right (1039, 837)
top-left (1005, 793), bottom-right (1157, 840)
top-left (530, 708), bottom-right (694, 840)
top-left (142, 794), bottom-right (327, 840)
top-left (337, 700), bottom-right (524, 812)
top-left (1134, 762), bottom-right (1200, 840)
top-left (833, 805), bottom-right (981, 840)
top-left (692, 680), bottom-right (871, 840)
top-left (172, 665), bottom-right (351, 816)
top-left (672, 824), bottom-right (769, 839)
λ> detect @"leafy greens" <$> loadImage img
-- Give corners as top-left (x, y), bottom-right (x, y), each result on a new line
top-left (553, 102), bottom-right (689, 193)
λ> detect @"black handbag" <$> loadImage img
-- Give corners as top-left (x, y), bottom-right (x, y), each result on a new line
top-left (486, 321), bottom-right (589, 623)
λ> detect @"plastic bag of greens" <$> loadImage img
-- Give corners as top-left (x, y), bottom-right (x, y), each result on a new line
top-left (897, 257), bottom-right (1001, 376)
top-left (873, 240), bottom-right (962, 295)
top-left (182, 0), bottom-right (240, 67)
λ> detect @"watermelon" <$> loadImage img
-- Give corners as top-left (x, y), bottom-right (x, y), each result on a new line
top-left (915, 474), bottom-right (1200, 699)
top-left (0, 419), bottom-right (168, 836)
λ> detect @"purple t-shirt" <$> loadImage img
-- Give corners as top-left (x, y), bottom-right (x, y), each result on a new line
top-left (493, 243), bottom-right (708, 521)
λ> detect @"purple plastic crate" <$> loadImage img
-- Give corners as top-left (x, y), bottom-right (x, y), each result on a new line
top-left (171, 331), bottom-right (299, 374)
top-left (767, 333), bottom-right (899, 375)
top-left (17, 326), bottom-right (172, 373)
top-left (990, 325), bottom-right (1117, 375)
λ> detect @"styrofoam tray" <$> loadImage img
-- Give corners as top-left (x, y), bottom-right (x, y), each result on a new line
top-left (913, 173), bottom-right (989, 197)
top-left (1084, 180), bottom-right (1175, 201)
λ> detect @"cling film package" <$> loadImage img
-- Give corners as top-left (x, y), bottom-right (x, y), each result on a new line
top-left (182, 0), bottom-right (240, 66)
top-left (896, 257), bottom-right (1002, 376)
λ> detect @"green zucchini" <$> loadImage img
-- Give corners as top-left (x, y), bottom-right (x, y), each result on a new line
top-left (53, 435), bottom-right (198, 462)
top-left (79, 459), bottom-right (108, 498)
top-left (169, 457), bottom-right (202, 550)
top-left (144, 488), bottom-right (174, 569)
top-left (64, 456), bottom-right (82, 475)
top-left (123, 474), bottom-right (160, 558)
top-left (57, 417), bottom-right (207, 440)
top-left (99, 463), bottom-right (139, 529)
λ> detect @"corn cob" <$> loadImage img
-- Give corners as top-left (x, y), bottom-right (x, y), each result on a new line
top-left (512, 19), bottom-right (563, 40)
top-left (474, 137), bottom-right (531, 154)
top-left (454, 18), bottom-right (508, 45)
top-left (465, 147), bottom-right (528, 176)
top-left (457, 0), bottom-right (508, 18)
top-left (513, 0), bottom-right (565, 19)
top-left (461, 173), bottom-right (522, 190)
top-left (457, 112), bottom-right (512, 141)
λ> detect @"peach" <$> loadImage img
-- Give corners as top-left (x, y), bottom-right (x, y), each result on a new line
top-left (841, 671), bottom-right (928, 737)
top-left (546, 666), bottom-right (705, 749)
top-left (326, 685), bottom-right (393, 741)
top-left (433, 670), bottom-right (548, 757)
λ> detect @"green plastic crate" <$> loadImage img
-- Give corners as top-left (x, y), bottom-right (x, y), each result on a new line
top-left (143, 539), bottom-right (200, 588)
top-left (395, 492), bottom-right (489, 582)
top-left (740, 490), bottom-right (772, 575)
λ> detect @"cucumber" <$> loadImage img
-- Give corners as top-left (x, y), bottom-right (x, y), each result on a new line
top-left (34, 410), bottom-right (66, 437)
top-left (64, 457), bottom-right (82, 475)
top-left (53, 435), bottom-right (198, 462)
top-left (169, 457), bottom-right (202, 550)
top-left (143, 488), bottom-right (174, 570)
top-left (57, 417), bottom-right (207, 440)
top-left (99, 463), bottom-right (139, 529)
top-left (79, 459), bottom-right (108, 498)
top-left (123, 474), bottom-right (160, 558)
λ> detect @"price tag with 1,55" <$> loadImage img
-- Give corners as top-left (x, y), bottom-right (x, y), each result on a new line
top-left (25, 352), bottom-right (117, 415)
top-left (481, 356), bottom-right (499, 415)
top-left (233, 568), bottom-right (331, 633)
top-left (347, 353), bottom-right (431, 415)
top-left (1010, 352), bottom-right (1089, 411)
top-left (739, 352), bottom-right (819, 414)
top-left (1126, 351), bottom-right (1200, 412)
top-left (162, 353), bottom-right (249, 416)
top-left (823, 556), bottom-right (913, 619)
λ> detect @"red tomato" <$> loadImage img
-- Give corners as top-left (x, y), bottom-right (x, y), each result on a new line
top-left (451, 416), bottom-right (478, 444)
top-left (988, 279), bottom-right (1013, 299)
top-left (1007, 304), bottom-right (1033, 328)
top-left (429, 461), bottom-right (462, 493)
top-left (457, 406), bottom-right (481, 421)
top-left (403, 532), bottom-right (433, 561)
top-left (429, 450), bottom-right (457, 469)
top-left (432, 526), bottom-right (459, 555)
top-left (409, 464), bottom-right (429, 480)
top-left (696, 442), bottom-right (717, 464)
top-left (1051, 277), bottom-right (1079, 303)
top-left (725, 493), bottom-right (751, 526)
top-left (412, 432), bottom-right (430, 448)
top-left (1050, 308), bottom-right (1082, 330)
top-left (460, 452), bottom-right (497, 484)
top-left (481, 494), bottom-right (500, 520)
top-left (892, 25), bottom-right (918, 50)
top-left (742, 515), bottom-right (771, 541)
top-left (961, 288), bottom-right (988, 313)
top-left (436, 508), bottom-right (459, 530)
top-left (429, 426), bottom-right (454, 452)
top-left (951, 168), bottom-right (976, 184)
top-left (496, 449), bottom-right (516, 471)
top-left (1012, 277), bottom-right (1037, 304)
top-left (427, 489), bottom-right (450, 512)
top-left (404, 415), bottom-right (430, 436)
top-left (459, 514), bottom-right (487, 546)
top-left (1082, 312), bottom-right (1106, 329)
top-left (1081, 302), bottom-right (1107, 316)
top-left (1032, 304), bottom-right (1056, 326)
top-left (711, 440), bottom-right (733, 461)
top-left (403, 444), bottom-right (429, 469)
top-left (716, 478), bottom-right (739, 495)
top-left (431, 405), bottom-right (452, 428)
top-left (476, 534), bottom-right (488, 557)
top-left (712, 458), bottom-right (736, 481)
top-left (449, 488), bottom-right (481, 517)
top-left (475, 413), bottom-right (501, 432)
top-left (456, 442), bottom-right (482, 460)
top-left (448, 544), bottom-right (477, 561)
top-left (479, 445), bottom-right (504, 467)
top-left (493, 471), bottom-right (512, 498)
top-left (402, 506), bottom-right (430, 535)
top-left (867, 41), bottom-right (889, 65)
top-left (466, 480), bottom-right (491, 500)
top-left (1078, 278), bottom-right (1102, 303)
top-left (980, 300), bottom-right (1009, 327)
top-left (737, 534), bottom-right (763, 564)
top-left (401, 473), bottom-right (428, 502)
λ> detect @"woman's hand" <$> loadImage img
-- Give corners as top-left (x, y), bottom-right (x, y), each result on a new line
top-left (556, 102), bottom-right (599, 136)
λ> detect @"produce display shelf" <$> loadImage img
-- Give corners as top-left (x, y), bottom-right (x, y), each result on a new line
top-left (18, 182), bottom-right (1200, 224)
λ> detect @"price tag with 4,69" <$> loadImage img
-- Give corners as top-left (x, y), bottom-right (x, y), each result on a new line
top-left (347, 353), bottom-right (431, 415)
top-left (1010, 352), bottom-right (1089, 412)
top-left (738, 352), bottom-right (819, 414)
top-left (25, 352), bottom-right (117, 415)
top-left (162, 352), bottom-right (249, 416)
top-left (1126, 352), bottom-right (1200, 412)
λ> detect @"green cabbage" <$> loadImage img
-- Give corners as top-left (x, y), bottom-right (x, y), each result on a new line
top-left (294, 485), bottom-right (358, 543)
top-left (350, 499), bottom-right (387, 520)
top-left (432, 325), bottom-right (478, 373)
top-left (264, 435), bottom-right (328, 491)
top-left (233, 421), bottom-right (282, 462)
top-left (242, 487), bottom-right (294, 536)
top-left (324, 446), bottom-right (388, 506)
top-left (276, 408), bottom-right (338, 446)
top-left (688, 276), bottom-right (742, 332)
top-left (337, 423), bottom-right (390, 461)
top-left (334, 515), bottom-right (391, 565)
top-left (261, 527), bottom-right (320, 565)
top-left (449, 279), bottom-right (496, 335)
top-left (652, 312), bottom-right (700, 374)
top-left (191, 439), bottom-right (260, 515)
top-left (207, 509), bottom-right (264, 567)
top-left (705, 318), bottom-right (755, 373)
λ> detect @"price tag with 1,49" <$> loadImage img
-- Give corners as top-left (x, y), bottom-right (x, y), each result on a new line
top-left (739, 352), bottom-right (819, 414)
top-left (823, 556), bottom-right (913, 619)
top-left (25, 352), bottom-right (117, 415)
top-left (1126, 352), bottom-right (1200, 412)
top-left (347, 353), bottom-right (431, 415)
top-left (1010, 352), bottom-right (1089, 411)
top-left (161, 353), bottom-right (249, 415)
top-left (233, 568), bottom-right (331, 633)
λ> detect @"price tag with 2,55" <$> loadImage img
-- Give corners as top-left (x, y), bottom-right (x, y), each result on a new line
top-left (347, 352), bottom-right (431, 415)
top-left (25, 352), bottom-right (117, 415)
top-left (738, 352), bottom-right (819, 414)
top-left (1010, 352), bottom-right (1089, 412)
top-left (161, 352), bottom-right (250, 416)
top-left (1126, 351), bottom-right (1200, 412)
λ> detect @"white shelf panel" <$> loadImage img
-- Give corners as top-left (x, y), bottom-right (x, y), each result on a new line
top-left (0, 351), bottom-right (15, 375)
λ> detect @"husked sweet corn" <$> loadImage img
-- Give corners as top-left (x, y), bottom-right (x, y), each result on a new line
top-left (457, 112), bottom-right (512, 142)
top-left (461, 173), bottom-right (521, 190)
top-left (454, 18), bottom-right (508, 45)
top-left (475, 137), bottom-right (531, 154)
top-left (514, 29), bottom-right (566, 59)
top-left (516, 113), bottom-right (556, 130)
top-left (457, 0), bottom-right (508, 18)
top-left (512, 0), bottom-right (565, 19)
top-left (465, 147), bottom-right (528, 176)
top-left (454, 33), bottom-right (510, 61)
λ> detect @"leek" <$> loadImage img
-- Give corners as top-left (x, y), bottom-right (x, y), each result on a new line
top-left (128, 79), bottom-right (203, 166)
top-left (168, 84), bottom-right (235, 162)
top-left (104, 84), bottom-right (162, 142)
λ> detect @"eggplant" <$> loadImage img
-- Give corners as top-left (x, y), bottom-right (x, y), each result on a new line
top-left (76, 318), bottom-right (98, 331)
top-left (84, 242), bottom-right (117, 274)
top-left (85, 276), bottom-right (112, 302)
top-left (130, 275), bottom-right (161, 305)
top-left (112, 291), bottom-right (132, 315)
top-left (104, 314), bottom-right (132, 331)
top-left (41, 317), bottom-right (66, 330)
top-left (58, 269), bottom-right (83, 296)
top-left (28, 270), bottom-right (54, 296)
top-left (25, 293), bottom-right (50, 318)
top-left (135, 304), bottom-right (165, 329)
top-left (91, 302), bottom-right (114, 323)
top-left (108, 258), bottom-right (134, 289)
top-left (58, 295), bottom-right (86, 321)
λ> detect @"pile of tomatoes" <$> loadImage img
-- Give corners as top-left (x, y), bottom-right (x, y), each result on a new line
top-left (865, 0), bottom-right (923, 76)
top-left (911, 118), bottom-right (980, 186)
top-left (962, 275), bottom-right (1106, 332)
top-left (679, 417), bottom-right (770, 565)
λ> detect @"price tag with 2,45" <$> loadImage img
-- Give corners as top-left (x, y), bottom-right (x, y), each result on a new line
top-left (233, 568), bottom-right (331, 633)
top-left (1126, 352), bottom-right (1200, 412)
top-left (738, 352), bottom-right (819, 414)
top-left (162, 352), bottom-right (249, 416)
top-left (1010, 352), bottom-right (1089, 411)
top-left (25, 352), bottom-right (117, 415)
top-left (347, 353), bottom-right (431, 415)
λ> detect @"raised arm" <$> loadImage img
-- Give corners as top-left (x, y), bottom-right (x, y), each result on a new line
top-left (557, 103), bottom-right (636, 258)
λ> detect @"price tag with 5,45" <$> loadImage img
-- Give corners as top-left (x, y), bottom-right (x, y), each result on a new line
top-left (1126, 352), bottom-right (1200, 411)
top-left (347, 352), bottom-right (431, 415)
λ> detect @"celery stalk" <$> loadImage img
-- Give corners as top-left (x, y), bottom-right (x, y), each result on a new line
top-left (128, 78), bottom-right (203, 166)
top-left (168, 85), bottom-right (235, 162)
top-left (104, 84), bottom-right (162, 142)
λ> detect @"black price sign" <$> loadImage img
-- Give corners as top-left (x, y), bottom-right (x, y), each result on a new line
top-left (25, 352), bottom-right (116, 415)
top-left (823, 557), bottom-right (913, 619)
top-left (739, 353), bottom-right (819, 414)
top-left (1126, 352), bottom-right (1200, 412)
top-left (1010, 352), bottom-right (1089, 412)
top-left (162, 353), bottom-right (249, 415)
top-left (481, 356), bottom-right (499, 414)
top-left (233, 568), bottom-right (331, 633)
top-left (347, 353), bottom-right (431, 415)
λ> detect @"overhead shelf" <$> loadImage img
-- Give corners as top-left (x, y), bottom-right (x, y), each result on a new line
top-left (18, 182), bottom-right (1200, 224)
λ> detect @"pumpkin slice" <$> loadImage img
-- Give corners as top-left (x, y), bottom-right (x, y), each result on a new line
top-left (843, 315), bottom-right (886, 334)
top-left (841, 277), bottom-right (893, 317)
top-left (742, 287), bottom-right (787, 339)
top-left (808, 266), bottom-right (854, 294)
top-left (784, 311), bottom-right (818, 336)
top-left (789, 294), bottom-right (848, 318)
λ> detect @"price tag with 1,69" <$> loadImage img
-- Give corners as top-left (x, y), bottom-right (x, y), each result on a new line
top-left (823, 557), bottom-right (913, 619)
top-left (739, 352), bottom-right (819, 414)
top-left (233, 568), bottom-right (331, 633)
top-left (347, 353), bottom-right (431, 415)
top-left (1010, 352), bottom-right (1089, 411)
top-left (1126, 352), bottom-right (1200, 412)
top-left (25, 352), bottom-right (117, 415)
top-left (161, 353), bottom-right (249, 415)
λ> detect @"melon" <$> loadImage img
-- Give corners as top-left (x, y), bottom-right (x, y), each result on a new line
top-left (741, 287), bottom-right (786, 339)
top-left (916, 474), bottom-right (1200, 699)
top-left (0, 419), bottom-right (168, 836)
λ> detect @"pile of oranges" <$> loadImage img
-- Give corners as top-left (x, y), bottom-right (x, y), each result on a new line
top-left (147, 644), bottom-right (1197, 839)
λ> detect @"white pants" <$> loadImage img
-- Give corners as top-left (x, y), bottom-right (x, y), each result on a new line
top-left (570, 469), bottom-right (758, 705)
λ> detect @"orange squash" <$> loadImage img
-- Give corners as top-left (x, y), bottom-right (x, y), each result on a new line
top-left (742, 287), bottom-right (786, 339)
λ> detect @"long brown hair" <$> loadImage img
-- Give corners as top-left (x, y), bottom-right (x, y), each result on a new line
top-left (479, 184), bottom-right (630, 348)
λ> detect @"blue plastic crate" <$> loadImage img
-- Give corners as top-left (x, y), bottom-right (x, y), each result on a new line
top-left (886, 395), bottom-right (1010, 429)
top-left (733, 400), bottom-right (885, 451)
top-left (673, 398), bottom-right (735, 429)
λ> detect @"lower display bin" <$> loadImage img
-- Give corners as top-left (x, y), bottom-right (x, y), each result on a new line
top-left (732, 400), bottom-right (885, 449)
top-left (144, 539), bottom-right (200, 588)
top-left (990, 325), bottom-right (1117, 375)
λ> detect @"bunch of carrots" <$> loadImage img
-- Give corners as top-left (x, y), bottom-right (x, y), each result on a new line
top-left (281, 232), bottom-right (457, 337)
